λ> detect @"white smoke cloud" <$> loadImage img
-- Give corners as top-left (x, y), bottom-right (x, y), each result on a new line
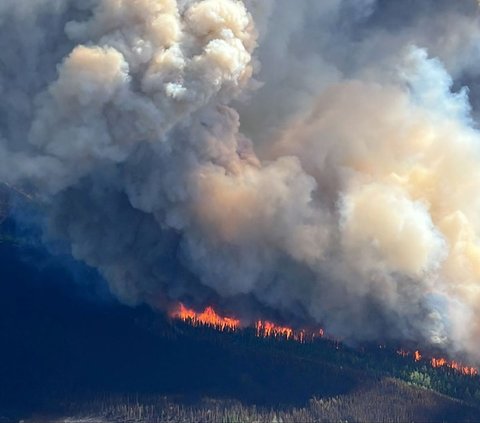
top-left (2, 0), bottom-right (480, 361)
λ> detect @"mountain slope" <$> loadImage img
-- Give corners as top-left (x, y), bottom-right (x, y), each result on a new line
top-left (1, 228), bottom-right (480, 422)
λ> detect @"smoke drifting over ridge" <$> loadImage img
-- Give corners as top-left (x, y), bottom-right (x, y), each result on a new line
top-left (3, 0), bottom-right (480, 360)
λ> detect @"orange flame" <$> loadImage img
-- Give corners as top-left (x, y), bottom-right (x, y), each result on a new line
top-left (170, 303), bottom-right (324, 342)
top-left (254, 321), bottom-right (325, 342)
top-left (256, 320), bottom-right (294, 340)
top-left (170, 303), bottom-right (240, 331)
top-left (171, 303), bottom-right (478, 377)
top-left (396, 349), bottom-right (478, 376)
top-left (431, 357), bottom-right (478, 376)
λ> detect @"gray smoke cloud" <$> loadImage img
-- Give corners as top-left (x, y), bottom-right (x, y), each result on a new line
top-left (2, 0), bottom-right (480, 361)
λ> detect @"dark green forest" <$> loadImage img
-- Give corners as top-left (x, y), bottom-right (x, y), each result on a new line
top-left (2, 217), bottom-right (480, 422)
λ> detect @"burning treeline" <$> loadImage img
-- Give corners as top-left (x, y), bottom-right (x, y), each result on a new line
top-left (170, 303), bottom-right (323, 342)
top-left (397, 349), bottom-right (478, 377)
top-left (171, 303), bottom-right (478, 377)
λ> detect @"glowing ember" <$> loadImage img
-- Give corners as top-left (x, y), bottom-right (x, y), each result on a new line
top-left (396, 349), bottom-right (409, 358)
top-left (170, 303), bottom-right (240, 331)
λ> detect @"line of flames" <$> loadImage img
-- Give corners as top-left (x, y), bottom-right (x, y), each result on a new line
top-left (170, 303), bottom-right (240, 331)
top-left (254, 320), bottom-right (324, 342)
top-left (169, 303), bottom-right (323, 342)
top-left (397, 349), bottom-right (478, 376)
top-left (170, 303), bottom-right (478, 377)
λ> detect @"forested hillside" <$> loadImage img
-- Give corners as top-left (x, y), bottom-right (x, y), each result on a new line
top-left (1, 220), bottom-right (480, 422)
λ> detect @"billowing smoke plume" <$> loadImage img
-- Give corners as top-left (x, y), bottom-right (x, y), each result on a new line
top-left (3, 0), bottom-right (480, 360)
